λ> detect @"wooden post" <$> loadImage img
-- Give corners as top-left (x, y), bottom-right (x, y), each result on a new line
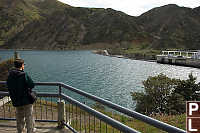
top-left (57, 100), bottom-right (66, 128)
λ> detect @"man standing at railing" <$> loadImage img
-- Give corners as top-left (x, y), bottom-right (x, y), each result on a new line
top-left (6, 59), bottom-right (36, 133)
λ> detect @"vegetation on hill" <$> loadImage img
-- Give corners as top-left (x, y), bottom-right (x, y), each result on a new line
top-left (0, 0), bottom-right (199, 51)
top-left (0, 0), bottom-right (147, 50)
top-left (137, 4), bottom-right (200, 49)
top-left (107, 45), bottom-right (160, 60)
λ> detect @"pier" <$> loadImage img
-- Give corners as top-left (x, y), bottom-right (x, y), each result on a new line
top-left (156, 50), bottom-right (200, 68)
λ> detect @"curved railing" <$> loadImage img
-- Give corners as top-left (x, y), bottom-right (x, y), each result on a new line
top-left (0, 81), bottom-right (186, 133)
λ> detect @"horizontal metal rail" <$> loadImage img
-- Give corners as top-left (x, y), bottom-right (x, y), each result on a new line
top-left (0, 117), bottom-right (58, 123)
top-left (61, 93), bottom-right (140, 133)
top-left (0, 91), bottom-right (59, 123)
top-left (59, 82), bottom-right (186, 133)
top-left (0, 81), bottom-right (186, 133)
top-left (0, 91), bottom-right (59, 98)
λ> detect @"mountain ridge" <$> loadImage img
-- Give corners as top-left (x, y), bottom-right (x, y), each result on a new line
top-left (0, 0), bottom-right (200, 50)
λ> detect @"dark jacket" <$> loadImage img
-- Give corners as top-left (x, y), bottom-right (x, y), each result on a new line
top-left (6, 68), bottom-right (35, 107)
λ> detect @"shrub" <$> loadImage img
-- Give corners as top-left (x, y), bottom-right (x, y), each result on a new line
top-left (132, 74), bottom-right (179, 115)
top-left (131, 73), bottom-right (199, 115)
top-left (174, 73), bottom-right (200, 101)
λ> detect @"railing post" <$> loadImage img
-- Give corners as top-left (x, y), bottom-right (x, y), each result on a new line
top-left (59, 84), bottom-right (62, 102)
top-left (57, 100), bottom-right (66, 128)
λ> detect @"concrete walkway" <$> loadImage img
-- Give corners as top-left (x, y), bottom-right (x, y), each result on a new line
top-left (0, 121), bottom-right (72, 133)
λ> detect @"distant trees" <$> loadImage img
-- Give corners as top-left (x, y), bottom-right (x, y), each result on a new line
top-left (131, 73), bottom-right (200, 115)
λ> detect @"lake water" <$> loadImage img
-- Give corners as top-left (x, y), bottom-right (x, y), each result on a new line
top-left (1, 50), bottom-right (200, 109)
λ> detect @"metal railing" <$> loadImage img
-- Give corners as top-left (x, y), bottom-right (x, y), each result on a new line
top-left (0, 81), bottom-right (186, 133)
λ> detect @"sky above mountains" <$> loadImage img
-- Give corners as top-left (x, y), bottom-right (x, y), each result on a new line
top-left (58, 0), bottom-right (200, 16)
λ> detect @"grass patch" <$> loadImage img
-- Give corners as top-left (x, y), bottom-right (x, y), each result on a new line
top-left (65, 102), bottom-right (186, 132)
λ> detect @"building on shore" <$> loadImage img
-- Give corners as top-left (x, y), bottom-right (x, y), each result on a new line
top-left (156, 50), bottom-right (200, 68)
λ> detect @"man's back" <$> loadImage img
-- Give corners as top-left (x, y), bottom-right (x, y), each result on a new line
top-left (7, 68), bottom-right (33, 107)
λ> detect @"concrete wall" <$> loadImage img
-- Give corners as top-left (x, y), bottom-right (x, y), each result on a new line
top-left (156, 55), bottom-right (200, 68)
top-left (186, 59), bottom-right (200, 68)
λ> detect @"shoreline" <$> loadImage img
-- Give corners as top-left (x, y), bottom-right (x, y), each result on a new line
top-left (0, 48), bottom-right (157, 62)
top-left (92, 50), bottom-right (157, 62)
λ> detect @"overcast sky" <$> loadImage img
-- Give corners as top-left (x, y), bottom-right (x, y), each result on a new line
top-left (58, 0), bottom-right (200, 16)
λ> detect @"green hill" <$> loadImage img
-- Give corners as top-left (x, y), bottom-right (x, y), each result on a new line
top-left (137, 4), bottom-right (200, 49)
top-left (0, 0), bottom-right (200, 50)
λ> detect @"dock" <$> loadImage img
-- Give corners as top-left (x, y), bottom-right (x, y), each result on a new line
top-left (156, 50), bottom-right (200, 68)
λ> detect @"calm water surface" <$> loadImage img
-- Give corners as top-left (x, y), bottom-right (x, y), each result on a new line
top-left (1, 50), bottom-right (200, 109)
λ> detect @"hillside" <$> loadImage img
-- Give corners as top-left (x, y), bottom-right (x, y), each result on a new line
top-left (0, 0), bottom-right (69, 49)
top-left (137, 4), bottom-right (200, 49)
top-left (0, 0), bottom-right (200, 50)
top-left (0, 0), bottom-right (148, 50)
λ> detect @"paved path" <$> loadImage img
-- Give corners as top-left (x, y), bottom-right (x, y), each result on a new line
top-left (0, 121), bottom-right (72, 133)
